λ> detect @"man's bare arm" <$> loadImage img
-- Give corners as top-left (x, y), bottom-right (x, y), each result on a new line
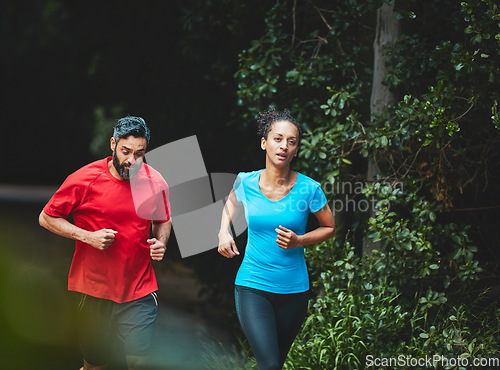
top-left (148, 219), bottom-right (172, 261)
top-left (39, 210), bottom-right (117, 250)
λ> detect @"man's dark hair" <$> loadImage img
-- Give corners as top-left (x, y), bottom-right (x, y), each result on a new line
top-left (256, 106), bottom-right (302, 141)
top-left (113, 116), bottom-right (150, 144)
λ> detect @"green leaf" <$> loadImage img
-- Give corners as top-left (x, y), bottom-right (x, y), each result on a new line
top-left (403, 242), bottom-right (413, 250)
top-left (444, 275), bottom-right (451, 289)
top-left (452, 234), bottom-right (462, 244)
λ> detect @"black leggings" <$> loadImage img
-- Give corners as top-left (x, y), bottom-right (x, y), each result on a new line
top-left (235, 285), bottom-right (309, 370)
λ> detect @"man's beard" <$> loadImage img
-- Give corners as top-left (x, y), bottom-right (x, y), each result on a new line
top-left (112, 151), bottom-right (142, 179)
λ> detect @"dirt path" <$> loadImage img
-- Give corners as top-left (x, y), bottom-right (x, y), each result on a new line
top-left (149, 262), bottom-right (241, 369)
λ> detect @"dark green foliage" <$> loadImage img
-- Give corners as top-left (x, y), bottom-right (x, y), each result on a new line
top-left (232, 0), bottom-right (500, 367)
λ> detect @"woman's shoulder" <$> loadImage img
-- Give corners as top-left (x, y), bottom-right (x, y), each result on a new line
top-left (237, 169), bottom-right (263, 181)
top-left (233, 170), bottom-right (262, 199)
top-left (295, 171), bottom-right (322, 188)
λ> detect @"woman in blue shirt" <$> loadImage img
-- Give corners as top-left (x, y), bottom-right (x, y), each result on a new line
top-left (218, 107), bottom-right (335, 369)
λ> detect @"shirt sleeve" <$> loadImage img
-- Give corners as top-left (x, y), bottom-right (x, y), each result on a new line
top-left (131, 164), bottom-right (171, 222)
top-left (233, 173), bottom-right (244, 203)
top-left (152, 185), bottom-right (171, 222)
top-left (43, 174), bottom-right (86, 218)
top-left (148, 170), bottom-right (171, 222)
top-left (309, 183), bottom-right (327, 213)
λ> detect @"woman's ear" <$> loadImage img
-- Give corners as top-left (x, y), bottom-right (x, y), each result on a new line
top-left (261, 137), bottom-right (267, 151)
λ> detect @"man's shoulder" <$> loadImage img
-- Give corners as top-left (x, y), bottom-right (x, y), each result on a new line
top-left (137, 163), bottom-right (168, 187)
top-left (66, 158), bottom-right (108, 185)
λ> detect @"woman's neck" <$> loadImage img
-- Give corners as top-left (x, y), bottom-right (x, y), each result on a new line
top-left (261, 165), bottom-right (293, 187)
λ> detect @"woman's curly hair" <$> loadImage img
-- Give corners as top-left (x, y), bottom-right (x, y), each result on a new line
top-left (257, 106), bottom-right (303, 141)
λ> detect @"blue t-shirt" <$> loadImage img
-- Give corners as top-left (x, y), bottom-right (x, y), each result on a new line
top-left (234, 169), bottom-right (327, 293)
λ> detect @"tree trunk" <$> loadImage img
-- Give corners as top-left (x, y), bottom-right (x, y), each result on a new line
top-left (363, 2), bottom-right (400, 256)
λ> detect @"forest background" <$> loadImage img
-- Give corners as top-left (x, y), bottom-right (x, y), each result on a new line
top-left (1, 0), bottom-right (499, 368)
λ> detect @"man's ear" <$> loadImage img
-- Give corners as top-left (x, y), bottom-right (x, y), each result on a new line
top-left (110, 137), bottom-right (116, 152)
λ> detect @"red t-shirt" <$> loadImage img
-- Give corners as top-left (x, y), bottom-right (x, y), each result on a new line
top-left (43, 157), bottom-right (170, 303)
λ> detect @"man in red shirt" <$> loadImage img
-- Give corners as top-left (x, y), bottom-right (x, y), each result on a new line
top-left (39, 116), bottom-right (172, 370)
